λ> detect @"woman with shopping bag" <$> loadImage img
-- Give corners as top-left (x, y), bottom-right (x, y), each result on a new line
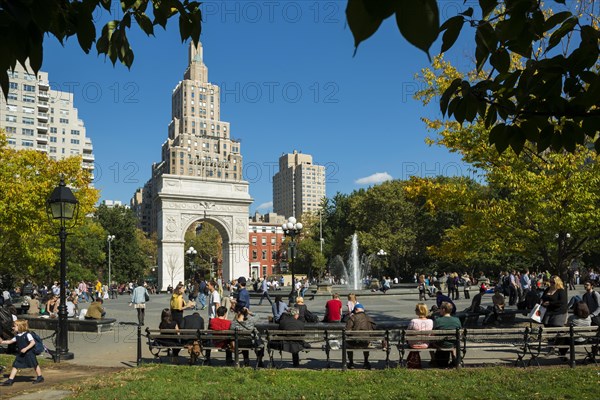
top-left (540, 275), bottom-right (568, 327)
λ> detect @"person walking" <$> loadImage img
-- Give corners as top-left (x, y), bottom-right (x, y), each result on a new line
top-left (257, 277), bottom-right (273, 306)
top-left (130, 280), bottom-right (150, 326)
top-left (0, 320), bottom-right (44, 386)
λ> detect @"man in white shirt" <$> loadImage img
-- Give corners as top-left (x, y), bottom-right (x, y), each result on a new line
top-left (207, 280), bottom-right (221, 320)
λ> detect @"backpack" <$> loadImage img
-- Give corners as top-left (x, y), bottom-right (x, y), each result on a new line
top-left (29, 331), bottom-right (45, 355)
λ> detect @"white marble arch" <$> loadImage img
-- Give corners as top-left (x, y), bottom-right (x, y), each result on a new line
top-left (156, 174), bottom-right (253, 291)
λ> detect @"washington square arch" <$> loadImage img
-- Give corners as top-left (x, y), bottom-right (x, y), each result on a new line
top-left (134, 42), bottom-right (254, 290)
top-left (156, 175), bottom-right (252, 290)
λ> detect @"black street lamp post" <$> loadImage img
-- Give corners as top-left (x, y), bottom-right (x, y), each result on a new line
top-left (281, 217), bottom-right (302, 304)
top-left (46, 178), bottom-right (79, 362)
top-left (186, 246), bottom-right (198, 280)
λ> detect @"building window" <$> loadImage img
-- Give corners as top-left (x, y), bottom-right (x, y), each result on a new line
top-left (261, 237), bottom-right (267, 245)
top-left (252, 250), bottom-right (257, 260)
top-left (9, 82), bottom-right (18, 90)
top-left (21, 140), bottom-right (34, 147)
top-left (22, 117), bottom-right (34, 125)
top-left (271, 251), bottom-right (277, 260)
top-left (70, 139), bottom-right (80, 144)
top-left (23, 84), bottom-right (35, 92)
top-left (5, 126), bottom-right (16, 134)
top-left (5, 115), bottom-right (17, 122)
top-left (7, 93), bottom-right (18, 101)
top-left (23, 95), bottom-right (35, 103)
top-left (59, 118), bottom-right (69, 124)
top-left (71, 130), bottom-right (80, 135)
top-left (50, 137), bottom-right (57, 143)
top-left (22, 128), bottom-right (34, 136)
top-left (262, 250), bottom-right (267, 260)
top-left (271, 237), bottom-right (275, 245)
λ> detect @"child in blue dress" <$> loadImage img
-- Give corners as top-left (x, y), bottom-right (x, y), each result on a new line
top-left (0, 319), bottom-right (44, 386)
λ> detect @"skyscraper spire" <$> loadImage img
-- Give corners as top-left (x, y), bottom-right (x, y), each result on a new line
top-left (185, 42), bottom-right (208, 83)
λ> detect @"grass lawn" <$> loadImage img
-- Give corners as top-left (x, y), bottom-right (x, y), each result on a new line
top-left (50, 364), bottom-right (600, 400)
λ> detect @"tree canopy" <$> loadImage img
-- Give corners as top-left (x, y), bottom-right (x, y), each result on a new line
top-left (410, 55), bottom-right (600, 278)
top-left (0, 0), bottom-right (201, 97)
top-left (0, 130), bottom-right (99, 283)
top-left (346, 0), bottom-right (600, 154)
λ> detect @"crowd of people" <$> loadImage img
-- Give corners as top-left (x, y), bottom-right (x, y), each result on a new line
top-left (1, 267), bottom-right (598, 379)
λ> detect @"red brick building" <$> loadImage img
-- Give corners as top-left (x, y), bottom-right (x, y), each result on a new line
top-left (248, 212), bottom-right (287, 279)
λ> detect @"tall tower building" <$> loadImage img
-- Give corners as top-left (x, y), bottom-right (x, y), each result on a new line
top-left (273, 150), bottom-right (326, 219)
top-left (0, 63), bottom-right (95, 175)
top-left (133, 42), bottom-right (252, 288)
top-left (152, 43), bottom-right (242, 180)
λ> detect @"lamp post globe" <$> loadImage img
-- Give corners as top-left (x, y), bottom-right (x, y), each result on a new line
top-left (46, 177), bottom-right (79, 361)
top-left (186, 246), bottom-right (197, 279)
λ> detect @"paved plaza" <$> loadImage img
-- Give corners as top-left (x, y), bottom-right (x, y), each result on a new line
top-left (23, 284), bottom-right (541, 368)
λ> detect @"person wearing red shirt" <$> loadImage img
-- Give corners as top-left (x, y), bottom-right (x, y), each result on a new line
top-left (324, 293), bottom-right (343, 322)
top-left (207, 306), bottom-right (232, 364)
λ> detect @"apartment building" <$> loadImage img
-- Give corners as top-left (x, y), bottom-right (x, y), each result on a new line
top-left (0, 63), bottom-right (95, 175)
top-left (273, 150), bottom-right (326, 219)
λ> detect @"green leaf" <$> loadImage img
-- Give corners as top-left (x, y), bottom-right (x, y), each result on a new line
top-left (465, 95), bottom-right (479, 122)
top-left (519, 120), bottom-right (539, 141)
top-left (490, 48), bottom-right (510, 74)
top-left (396, 0), bottom-right (439, 60)
top-left (134, 13), bottom-right (154, 36)
top-left (76, 11), bottom-right (97, 53)
top-left (484, 105), bottom-right (497, 128)
top-left (440, 78), bottom-right (461, 116)
top-left (179, 14), bottom-right (192, 43)
top-left (508, 125), bottom-right (525, 155)
top-left (0, 71), bottom-right (9, 102)
top-left (27, 29), bottom-right (44, 74)
top-left (453, 98), bottom-right (468, 124)
top-left (475, 23), bottom-right (496, 71)
top-left (460, 7), bottom-right (474, 18)
top-left (363, 0), bottom-right (396, 20)
top-left (547, 17), bottom-right (577, 52)
top-left (440, 16), bottom-right (464, 53)
top-left (101, 0), bottom-right (112, 11)
top-left (346, 0), bottom-right (386, 50)
top-left (479, 0), bottom-right (498, 19)
top-left (537, 125), bottom-right (554, 152)
top-left (544, 11), bottom-right (572, 32)
top-left (489, 123), bottom-right (508, 153)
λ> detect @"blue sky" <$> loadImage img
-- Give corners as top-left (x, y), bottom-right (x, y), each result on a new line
top-left (41, 1), bottom-right (477, 213)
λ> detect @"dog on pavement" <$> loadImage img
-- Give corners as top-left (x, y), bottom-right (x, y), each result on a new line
top-left (186, 340), bottom-right (202, 365)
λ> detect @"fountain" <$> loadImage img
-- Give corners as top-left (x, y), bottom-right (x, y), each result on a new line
top-left (348, 233), bottom-right (361, 290)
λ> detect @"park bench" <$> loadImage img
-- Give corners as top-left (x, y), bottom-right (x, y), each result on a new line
top-left (145, 328), bottom-right (201, 363)
top-left (461, 327), bottom-right (532, 367)
top-left (265, 329), bottom-right (341, 368)
top-left (145, 328), bottom-right (262, 367)
top-left (525, 325), bottom-right (599, 367)
top-left (397, 328), bottom-right (462, 369)
top-left (199, 329), bottom-right (262, 367)
top-left (342, 329), bottom-right (392, 370)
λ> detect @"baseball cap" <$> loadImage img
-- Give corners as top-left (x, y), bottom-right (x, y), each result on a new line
top-left (354, 303), bottom-right (365, 311)
top-left (238, 276), bottom-right (247, 285)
